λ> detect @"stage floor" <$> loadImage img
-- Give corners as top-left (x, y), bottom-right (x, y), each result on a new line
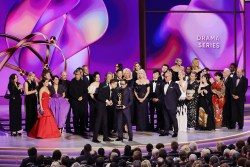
top-left (0, 102), bottom-right (250, 153)
top-left (0, 124), bottom-right (250, 150)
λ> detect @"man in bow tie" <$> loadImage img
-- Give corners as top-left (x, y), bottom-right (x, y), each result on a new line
top-left (149, 70), bottom-right (163, 132)
top-left (160, 70), bottom-right (181, 137)
top-left (231, 68), bottom-right (248, 130)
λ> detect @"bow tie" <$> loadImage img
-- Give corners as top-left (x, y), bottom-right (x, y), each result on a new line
top-left (237, 77), bottom-right (241, 80)
top-left (153, 80), bottom-right (157, 83)
top-left (166, 82), bottom-right (169, 85)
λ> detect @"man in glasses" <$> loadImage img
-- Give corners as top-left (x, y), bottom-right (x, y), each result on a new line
top-left (114, 79), bottom-right (133, 142)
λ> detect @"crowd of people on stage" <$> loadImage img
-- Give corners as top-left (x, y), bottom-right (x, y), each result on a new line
top-left (6, 57), bottom-right (248, 141)
top-left (20, 138), bottom-right (250, 167)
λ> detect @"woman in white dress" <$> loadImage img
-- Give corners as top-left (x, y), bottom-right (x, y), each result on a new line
top-left (176, 71), bottom-right (188, 132)
top-left (88, 72), bottom-right (101, 131)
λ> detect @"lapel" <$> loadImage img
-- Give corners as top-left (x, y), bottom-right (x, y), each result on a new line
top-left (166, 81), bottom-right (174, 94)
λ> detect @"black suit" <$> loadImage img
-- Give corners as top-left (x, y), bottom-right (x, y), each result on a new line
top-left (231, 76), bottom-right (248, 129)
top-left (93, 86), bottom-right (114, 140)
top-left (114, 87), bottom-right (133, 139)
top-left (99, 81), bottom-right (116, 132)
top-left (149, 79), bottom-right (163, 130)
top-left (222, 77), bottom-right (232, 128)
top-left (83, 74), bottom-right (94, 86)
top-left (20, 156), bottom-right (37, 167)
top-left (69, 78), bottom-right (88, 134)
top-left (83, 74), bottom-right (94, 129)
top-left (160, 81), bottom-right (181, 134)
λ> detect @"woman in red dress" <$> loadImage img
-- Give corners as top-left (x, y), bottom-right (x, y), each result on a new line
top-left (28, 78), bottom-right (61, 139)
top-left (212, 71), bottom-right (225, 129)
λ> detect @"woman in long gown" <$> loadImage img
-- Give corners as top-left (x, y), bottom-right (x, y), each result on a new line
top-left (88, 72), bottom-right (100, 131)
top-left (176, 71), bottom-right (187, 132)
top-left (198, 74), bottom-right (215, 131)
top-left (134, 69), bottom-right (150, 131)
top-left (186, 71), bottom-right (199, 129)
top-left (24, 72), bottom-right (38, 133)
top-left (28, 78), bottom-right (61, 138)
top-left (8, 74), bottom-right (24, 136)
top-left (49, 76), bottom-right (70, 132)
top-left (212, 72), bottom-right (225, 129)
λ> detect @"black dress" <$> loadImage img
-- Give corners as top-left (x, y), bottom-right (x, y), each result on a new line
top-left (25, 81), bottom-right (38, 132)
top-left (134, 83), bottom-right (150, 131)
top-left (186, 81), bottom-right (199, 128)
top-left (8, 82), bottom-right (23, 132)
top-left (199, 85), bottom-right (215, 130)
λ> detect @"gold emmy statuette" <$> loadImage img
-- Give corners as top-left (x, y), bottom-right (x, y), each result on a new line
top-left (116, 93), bottom-right (123, 109)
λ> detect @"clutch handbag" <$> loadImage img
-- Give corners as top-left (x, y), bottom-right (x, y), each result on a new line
top-left (198, 107), bottom-right (208, 127)
top-left (4, 89), bottom-right (11, 99)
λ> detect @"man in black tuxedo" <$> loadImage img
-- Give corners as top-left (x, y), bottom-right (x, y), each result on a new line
top-left (82, 65), bottom-right (94, 85)
top-left (160, 70), bottom-right (181, 137)
top-left (149, 70), bottom-right (163, 131)
top-left (92, 79), bottom-right (118, 143)
top-left (99, 72), bottom-right (117, 134)
top-left (229, 63), bottom-right (237, 78)
top-left (114, 79), bottom-right (133, 141)
top-left (231, 68), bottom-right (248, 129)
top-left (59, 71), bottom-right (71, 133)
top-left (82, 65), bottom-right (94, 130)
top-left (69, 69), bottom-right (88, 135)
top-left (222, 68), bottom-right (233, 128)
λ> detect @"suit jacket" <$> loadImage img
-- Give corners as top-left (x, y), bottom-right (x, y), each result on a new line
top-left (83, 74), bottom-right (94, 86)
top-left (59, 79), bottom-right (70, 98)
top-left (99, 81), bottom-right (109, 89)
top-left (224, 77), bottom-right (233, 100)
top-left (149, 79), bottom-right (162, 99)
top-left (97, 86), bottom-right (113, 103)
top-left (160, 81), bottom-right (181, 111)
top-left (231, 76), bottom-right (248, 102)
top-left (69, 78), bottom-right (88, 102)
top-left (114, 87), bottom-right (133, 110)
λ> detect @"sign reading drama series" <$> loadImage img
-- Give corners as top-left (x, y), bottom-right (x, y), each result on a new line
top-left (197, 35), bottom-right (220, 49)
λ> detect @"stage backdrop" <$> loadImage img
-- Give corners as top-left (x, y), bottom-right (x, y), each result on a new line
top-left (0, 0), bottom-right (140, 95)
top-left (145, 0), bottom-right (245, 78)
top-left (0, 0), bottom-right (248, 96)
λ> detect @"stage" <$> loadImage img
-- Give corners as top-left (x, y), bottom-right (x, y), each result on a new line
top-left (0, 103), bottom-right (250, 166)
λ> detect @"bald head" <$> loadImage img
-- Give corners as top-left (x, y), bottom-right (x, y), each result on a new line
top-left (61, 71), bottom-right (67, 80)
top-left (237, 68), bottom-right (244, 77)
